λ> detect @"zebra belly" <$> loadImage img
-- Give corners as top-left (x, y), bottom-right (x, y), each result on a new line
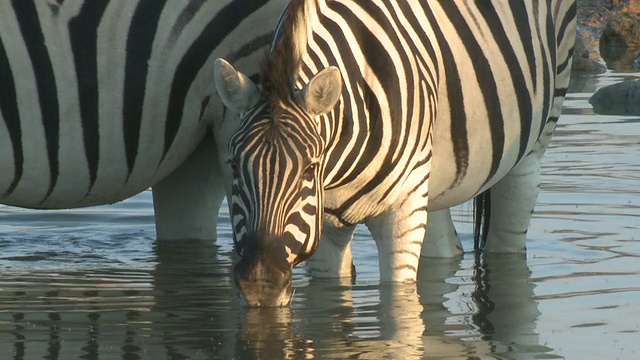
top-left (417, 0), bottom-right (558, 211)
top-left (427, 98), bottom-right (549, 211)
top-left (0, 113), bottom-right (208, 209)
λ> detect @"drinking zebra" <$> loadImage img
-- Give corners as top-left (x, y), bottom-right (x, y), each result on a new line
top-left (214, 0), bottom-right (577, 307)
top-left (0, 0), bottom-right (287, 240)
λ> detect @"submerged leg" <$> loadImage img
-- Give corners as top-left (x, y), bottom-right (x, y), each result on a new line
top-left (307, 224), bottom-right (355, 279)
top-left (152, 135), bottom-right (226, 241)
top-left (481, 153), bottom-right (541, 253)
top-left (366, 188), bottom-right (429, 283)
top-left (422, 208), bottom-right (463, 258)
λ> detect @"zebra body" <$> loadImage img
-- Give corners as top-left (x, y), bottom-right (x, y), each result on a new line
top-left (0, 0), bottom-right (287, 239)
top-left (215, 0), bottom-right (576, 306)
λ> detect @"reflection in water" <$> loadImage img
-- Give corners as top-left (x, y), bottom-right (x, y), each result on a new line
top-left (419, 254), bottom-right (550, 359)
top-left (473, 254), bottom-right (550, 357)
top-left (599, 44), bottom-right (640, 72)
top-left (0, 238), bottom-right (552, 359)
top-left (150, 239), bottom-right (237, 359)
top-left (237, 307), bottom-right (314, 359)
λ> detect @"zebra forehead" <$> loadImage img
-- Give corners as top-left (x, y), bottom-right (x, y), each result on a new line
top-left (235, 108), bottom-right (322, 149)
top-left (235, 127), bottom-right (320, 162)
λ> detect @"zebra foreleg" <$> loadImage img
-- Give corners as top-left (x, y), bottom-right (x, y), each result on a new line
top-left (366, 195), bottom-right (428, 283)
top-left (421, 208), bottom-right (463, 258)
top-left (152, 135), bottom-right (226, 241)
top-left (307, 225), bottom-right (355, 281)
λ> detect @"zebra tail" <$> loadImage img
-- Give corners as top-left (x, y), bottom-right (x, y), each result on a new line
top-left (473, 190), bottom-right (491, 251)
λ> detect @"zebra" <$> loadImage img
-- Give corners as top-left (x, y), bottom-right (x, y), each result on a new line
top-left (214, 0), bottom-right (577, 307)
top-left (0, 0), bottom-right (288, 241)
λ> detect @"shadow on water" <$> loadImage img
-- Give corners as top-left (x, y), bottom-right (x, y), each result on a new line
top-left (0, 236), bottom-right (553, 359)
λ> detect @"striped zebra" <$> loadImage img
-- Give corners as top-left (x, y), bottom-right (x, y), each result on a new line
top-left (0, 0), bottom-right (287, 240)
top-left (215, 0), bottom-right (576, 307)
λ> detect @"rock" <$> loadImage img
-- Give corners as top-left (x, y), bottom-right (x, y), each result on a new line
top-left (598, 3), bottom-right (640, 70)
top-left (572, 57), bottom-right (608, 73)
top-left (589, 80), bottom-right (640, 115)
top-left (614, 0), bottom-right (640, 13)
top-left (600, 44), bottom-right (640, 71)
top-left (573, 31), bottom-right (609, 73)
top-left (575, 32), bottom-right (591, 59)
top-left (577, 0), bottom-right (614, 32)
top-left (600, 11), bottom-right (640, 48)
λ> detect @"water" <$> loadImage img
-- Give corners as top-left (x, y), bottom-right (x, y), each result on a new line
top-left (1, 68), bottom-right (639, 359)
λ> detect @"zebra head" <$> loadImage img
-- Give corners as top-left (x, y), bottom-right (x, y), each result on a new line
top-left (214, 58), bottom-right (342, 307)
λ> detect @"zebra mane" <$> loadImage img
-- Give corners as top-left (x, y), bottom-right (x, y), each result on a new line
top-left (260, 0), bottom-right (321, 107)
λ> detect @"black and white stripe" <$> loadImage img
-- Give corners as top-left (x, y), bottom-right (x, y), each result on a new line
top-left (0, 0), bottom-right (286, 209)
top-left (215, 0), bottom-right (576, 301)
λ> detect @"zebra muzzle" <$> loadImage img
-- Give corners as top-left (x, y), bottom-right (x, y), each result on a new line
top-left (233, 255), bottom-right (293, 308)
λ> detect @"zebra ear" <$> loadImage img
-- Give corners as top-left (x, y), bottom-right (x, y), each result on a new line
top-left (300, 66), bottom-right (342, 116)
top-left (214, 58), bottom-right (260, 114)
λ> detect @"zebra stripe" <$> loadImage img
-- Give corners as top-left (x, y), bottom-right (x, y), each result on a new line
top-left (0, 35), bottom-right (22, 196)
top-left (1, 0), bottom-right (286, 208)
top-left (69, 0), bottom-right (110, 190)
top-left (11, 0), bottom-right (61, 201)
top-left (215, 0), bottom-right (576, 306)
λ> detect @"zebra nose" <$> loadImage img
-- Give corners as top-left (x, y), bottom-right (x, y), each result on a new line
top-left (233, 256), bottom-right (293, 308)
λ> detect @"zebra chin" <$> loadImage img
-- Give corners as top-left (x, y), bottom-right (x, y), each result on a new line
top-left (233, 255), bottom-right (293, 308)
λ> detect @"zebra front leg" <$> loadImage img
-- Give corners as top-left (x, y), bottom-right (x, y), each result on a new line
top-left (366, 194), bottom-right (428, 283)
top-left (307, 225), bottom-right (355, 280)
top-left (152, 135), bottom-right (226, 241)
top-left (422, 208), bottom-right (463, 258)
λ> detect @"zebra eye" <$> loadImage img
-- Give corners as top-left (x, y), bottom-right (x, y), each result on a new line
top-left (302, 163), bottom-right (317, 182)
top-left (227, 158), bottom-right (240, 177)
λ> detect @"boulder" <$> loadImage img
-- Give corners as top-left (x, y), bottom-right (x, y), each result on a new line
top-left (573, 29), bottom-right (608, 73)
top-left (612, 0), bottom-right (640, 13)
top-left (600, 44), bottom-right (640, 71)
top-left (589, 80), bottom-right (640, 115)
top-left (572, 56), bottom-right (608, 73)
top-left (600, 11), bottom-right (640, 48)
top-left (598, 2), bottom-right (640, 70)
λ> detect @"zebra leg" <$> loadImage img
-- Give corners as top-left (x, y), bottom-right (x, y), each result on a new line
top-left (366, 196), bottom-right (428, 283)
top-left (421, 208), bottom-right (463, 258)
top-left (307, 224), bottom-right (355, 280)
top-left (484, 152), bottom-right (542, 252)
top-left (482, 140), bottom-right (546, 253)
top-left (152, 135), bottom-right (226, 241)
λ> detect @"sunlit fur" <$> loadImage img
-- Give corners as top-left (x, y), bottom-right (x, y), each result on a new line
top-left (221, 0), bottom-right (576, 306)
